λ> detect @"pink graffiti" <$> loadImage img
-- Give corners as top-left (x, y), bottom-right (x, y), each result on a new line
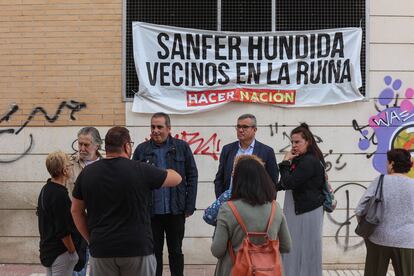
top-left (174, 131), bottom-right (221, 160)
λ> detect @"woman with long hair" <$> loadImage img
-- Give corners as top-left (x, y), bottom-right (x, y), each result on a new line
top-left (276, 123), bottom-right (325, 276)
top-left (355, 149), bottom-right (414, 276)
top-left (211, 155), bottom-right (291, 276)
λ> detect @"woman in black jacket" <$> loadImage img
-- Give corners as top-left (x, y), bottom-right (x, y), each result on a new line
top-left (276, 123), bottom-right (325, 276)
top-left (37, 151), bottom-right (82, 276)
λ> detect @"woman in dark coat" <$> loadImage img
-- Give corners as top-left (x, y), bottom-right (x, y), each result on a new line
top-left (37, 151), bottom-right (81, 276)
top-left (276, 123), bottom-right (326, 276)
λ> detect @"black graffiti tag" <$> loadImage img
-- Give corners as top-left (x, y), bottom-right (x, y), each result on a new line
top-left (0, 100), bottom-right (87, 163)
top-left (15, 100), bottom-right (87, 134)
top-left (352, 119), bottom-right (378, 158)
top-left (0, 104), bottom-right (19, 123)
top-left (327, 182), bottom-right (367, 251)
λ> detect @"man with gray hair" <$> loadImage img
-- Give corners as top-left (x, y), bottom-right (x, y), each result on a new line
top-left (67, 127), bottom-right (103, 197)
top-left (214, 113), bottom-right (278, 198)
top-left (66, 127), bottom-right (103, 276)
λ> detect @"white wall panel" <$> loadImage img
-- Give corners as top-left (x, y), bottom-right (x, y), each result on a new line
top-left (370, 17), bottom-right (414, 43)
top-left (371, 0), bottom-right (414, 16)
top-left (0, 210), bottom-right (38, 237)
top-left (0, 127), bottom-right (109, 154)
top-left (0, 153), bottom-right (381, 183)
top-left (1, 123), bottom-right (411, 157)
top-left (126, 102), bottom-right (379, 126)
top-left (369, 72), bottom-right (414, 98)
top-left (0, 238), bottom-right (39, 263)
top-left (0, 182), bottom-right (42, 209)
top-left (371, 44), bottom-right (414, 71)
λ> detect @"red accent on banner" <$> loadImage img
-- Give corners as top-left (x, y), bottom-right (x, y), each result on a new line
top-left (186, 88), bottom-right (296, 106)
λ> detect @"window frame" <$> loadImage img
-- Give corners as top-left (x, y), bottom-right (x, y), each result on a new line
top-left (122, 0), bottom-right (369, 101)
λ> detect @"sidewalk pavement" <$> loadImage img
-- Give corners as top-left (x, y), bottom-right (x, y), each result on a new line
top-left (0, 264), bottom-right (396, 276)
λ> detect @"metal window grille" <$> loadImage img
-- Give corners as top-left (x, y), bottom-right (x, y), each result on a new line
top-left (124, 0), bottom-right (366, 99)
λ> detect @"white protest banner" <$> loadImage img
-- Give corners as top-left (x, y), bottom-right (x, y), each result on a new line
top-left (132, 22), bottom-right (363, 114)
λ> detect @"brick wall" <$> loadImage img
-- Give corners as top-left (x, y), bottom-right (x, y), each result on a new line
top-left (0, 0), bottom-right (125, 128)
top-left (0, 0), bottom-right (124, 263)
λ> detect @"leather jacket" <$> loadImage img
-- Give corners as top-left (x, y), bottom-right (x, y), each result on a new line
top-left (133, 136), bottom-right (198, 215)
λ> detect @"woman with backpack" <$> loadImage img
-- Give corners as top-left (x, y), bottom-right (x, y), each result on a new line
top-left (276, 123), bottom-right (326, 276)
top-left (211, 155), bottom-right (292, 276)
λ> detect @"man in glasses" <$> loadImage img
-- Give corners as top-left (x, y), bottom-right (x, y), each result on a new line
top-left (214, 113), bottom-right (278, 198)
top-left (133, 112), bottom-right (198, 276)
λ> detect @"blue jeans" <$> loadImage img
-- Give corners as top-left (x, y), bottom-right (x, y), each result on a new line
top-left (72, 248), bottom-right (89, 276)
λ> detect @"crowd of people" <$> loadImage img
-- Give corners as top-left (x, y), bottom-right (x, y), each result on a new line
top-left (36, 112), bottom-right (414, 276)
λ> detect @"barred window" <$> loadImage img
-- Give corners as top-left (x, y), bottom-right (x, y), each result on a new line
top-left (124, 0), bottom-right (366, 99)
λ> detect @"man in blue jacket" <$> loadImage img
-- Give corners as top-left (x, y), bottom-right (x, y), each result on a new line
top-left (214, 113), bottom-right (278, 198)
top-left (133, 112), bottom-right (198, 276)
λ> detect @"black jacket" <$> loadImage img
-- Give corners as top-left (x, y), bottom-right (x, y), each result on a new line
top-left (277, 152), bottom-right (325, 214)
top-left (133, 136), bottom-right (198, 216)
top-left (37, 180), bottom-right (85, 270)
top-left (213, 140), bottom-right (279, 198)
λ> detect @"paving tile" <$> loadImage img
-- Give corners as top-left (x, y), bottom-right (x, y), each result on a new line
top-left (337, 270), bottom-right (347, 276)
top-left (0, 265), bottom-right (398, 276)
top-left (350, 270), bottom-right (363, 276)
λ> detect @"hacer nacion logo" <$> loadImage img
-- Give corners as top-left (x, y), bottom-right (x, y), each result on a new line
top-left (186, 88), bottom-right (296, 106)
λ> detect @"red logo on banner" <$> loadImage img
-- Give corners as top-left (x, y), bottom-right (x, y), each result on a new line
top-left (186, 88), bottom-right (296, 107)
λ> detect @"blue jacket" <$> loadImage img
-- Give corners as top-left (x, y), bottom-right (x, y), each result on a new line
top-left (213, 140), bottom-right (278, 198)
top-left (133, 136), bottom-right (198, 215)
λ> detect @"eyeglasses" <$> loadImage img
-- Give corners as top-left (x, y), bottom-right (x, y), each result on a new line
top-left (235, 125), bottom-right (255, 130)
top-left (128, 141), bottom-right (135, 147)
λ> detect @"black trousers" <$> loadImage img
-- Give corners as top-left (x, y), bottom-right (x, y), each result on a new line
top-left (364, 239), bottom-right (414, 276)
top-left (152, 214), bottom-right (185, 276)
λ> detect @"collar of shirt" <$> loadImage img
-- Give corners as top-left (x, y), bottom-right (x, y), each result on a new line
top-left (237, 139), bottom-right (255, 156)
top-left (84, 158), bottom-right (100, 166)
top-left (47, 178), bottom-right (68, 191)
top-left (151, 136), bottom-right (170, 149)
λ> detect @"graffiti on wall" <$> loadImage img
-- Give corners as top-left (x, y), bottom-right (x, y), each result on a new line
top-left (0, 103), bottom-right (33, 163)
top-left (0, 100), bottom-right (87, 163)
top-left (0, 104), bottom-right (19, 124)
top-left (174, 131), bottom-right (221, 160)
top-left (15, 100), bottom-right (87, 135)
top-left (141, 131), bottom-right (222, 161)
top-left (328, 182), bottom-right (367, 251)
top-left (353, 76), bottom-right (414, 176)
top-left (268, 123), bottom-right (347, 172)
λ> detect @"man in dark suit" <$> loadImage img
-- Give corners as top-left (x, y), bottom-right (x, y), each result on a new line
top-left (214, 113), bottom-right (278, 198)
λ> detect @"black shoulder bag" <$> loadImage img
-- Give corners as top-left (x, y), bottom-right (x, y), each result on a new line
top-left (355, 174), bottom-right (384, 239)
